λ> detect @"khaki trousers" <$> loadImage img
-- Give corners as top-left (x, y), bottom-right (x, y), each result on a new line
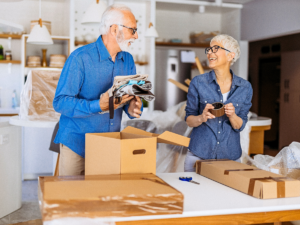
top-left (59, 144), bottom-right (85, 176)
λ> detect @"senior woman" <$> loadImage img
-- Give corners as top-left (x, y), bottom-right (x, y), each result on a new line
top-left (184, 34), bottom-right (253, 172)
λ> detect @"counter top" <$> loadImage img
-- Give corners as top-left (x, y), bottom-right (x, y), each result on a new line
top-left (248, 116), bottom-right (272, 127)
top-left (9, 116), bottom-right (57, 128)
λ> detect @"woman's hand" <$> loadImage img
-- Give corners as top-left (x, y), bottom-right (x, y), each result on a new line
top-left (224, 103), bottom-right (235, 118)
top-left (225, 103), bottom-right (243, 129)
top-left (200, 104), bottom-right (215, 122)
top-left (186, 104), bottom-right (215, 127)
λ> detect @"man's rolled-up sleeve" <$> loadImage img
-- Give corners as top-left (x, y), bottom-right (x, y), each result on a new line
top-left (185, 78), bottom-right (200, 121)
top-left (233, 83), bottom-right (253, 132)
top-left (53, 54), bottom-right (102, 118)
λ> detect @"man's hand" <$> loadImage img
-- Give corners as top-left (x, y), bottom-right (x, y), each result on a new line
top-left (199, 104), bottom-right (215, 123)
top-left (224, 103), bottom-right (236, 118)
top-left (99, 91), bottom-right (133, 111)
top-left (128, 96), bottom-right (142, 118)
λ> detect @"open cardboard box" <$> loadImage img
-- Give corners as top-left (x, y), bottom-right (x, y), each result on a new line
top-left (195, 160), bottom-right (300, 199)
top-left (38, 174), bottom-right (184, 221)
top-left (85, 126), bottom-right (190, 175)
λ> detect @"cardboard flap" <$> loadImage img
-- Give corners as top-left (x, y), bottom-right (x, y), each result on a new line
top-left (157, 131), bottom-right (190, 147)
top-left (122, 126), bottom-right (156, 137)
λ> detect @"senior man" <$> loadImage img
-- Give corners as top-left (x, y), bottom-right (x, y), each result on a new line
top-left (53, 4), bottom-right (142, 176)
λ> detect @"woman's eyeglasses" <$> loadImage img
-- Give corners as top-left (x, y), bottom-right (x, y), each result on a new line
top-left (110, 24), bottom-right (138, 35)
top-left (205, 45), bottom-right (231, 54)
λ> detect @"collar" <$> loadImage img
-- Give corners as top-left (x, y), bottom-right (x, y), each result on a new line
top-left (96, 36), bottom-right (124, 62)
top-left (208, 69), bottom-right (243, 87)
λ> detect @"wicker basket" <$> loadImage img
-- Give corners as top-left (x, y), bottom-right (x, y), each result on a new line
top-left (27, 56), bottom-right (41, 67)
top-left (190, 31), bottom-right (219, 44)
top-left (49, 54), bottom-right (66, 68)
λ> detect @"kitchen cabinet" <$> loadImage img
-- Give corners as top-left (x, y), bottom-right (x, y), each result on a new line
top-left (279, 51), bottom-right (300, 148)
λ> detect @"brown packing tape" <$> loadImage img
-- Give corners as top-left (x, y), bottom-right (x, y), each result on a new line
top-left (248, 176), bottom-right (293, 198)
top-left (195, 159), bottom-right (231, 174)
top-left (224, 169), bottom-right (261, 175)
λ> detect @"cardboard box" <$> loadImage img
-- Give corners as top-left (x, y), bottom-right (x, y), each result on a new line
top-left (85, 126), bottom-right (190, 175)
top-left (27, 70), bottom-right (61, 120)
top-left (38, 174), bottom-right (184, 221)
top-left (31, 70), bottom-right (60, 91)
top-left (195, 160), bottom-right (300, 199)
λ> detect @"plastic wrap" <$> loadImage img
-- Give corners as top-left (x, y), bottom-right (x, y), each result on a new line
top-left (38, 174), bottom-right (184, 223)
top-left (20, 69), bottom-right (61, 121)
top-left (242, 142), bottom-right (300, 180)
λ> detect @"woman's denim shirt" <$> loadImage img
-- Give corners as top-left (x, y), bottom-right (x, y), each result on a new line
top-left (185, 70), bottom-right (253, 160)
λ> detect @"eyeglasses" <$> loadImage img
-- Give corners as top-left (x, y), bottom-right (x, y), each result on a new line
top-left (110, 24), bottom-right (138, 35)
top-left (205, 45), bottom-right (231, 54)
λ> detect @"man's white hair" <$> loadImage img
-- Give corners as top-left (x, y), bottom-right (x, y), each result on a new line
top-left (210, 34), bottom-right (240, 65)
top-left (99, 4), bottom-right (132, 35)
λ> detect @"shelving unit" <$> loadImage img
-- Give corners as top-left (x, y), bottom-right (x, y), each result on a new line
top-left (21, 35), bottom-right (70, 87)
top-left (0, 60), bottom-right (21, 64)
top-left (156, 42), bottom-right (210, 48)
top-left (0, 34), bottom-right (23, 39)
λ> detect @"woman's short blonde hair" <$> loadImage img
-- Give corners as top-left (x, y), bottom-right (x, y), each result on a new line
top-left (210, 34), bottom-right (240, 65)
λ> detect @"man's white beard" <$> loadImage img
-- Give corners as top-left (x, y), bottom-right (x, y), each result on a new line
top-left (116, 30), bottom-right (135, 52)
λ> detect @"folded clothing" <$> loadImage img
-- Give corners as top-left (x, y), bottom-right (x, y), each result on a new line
top-left (99, 74), bottom-right (155, 119)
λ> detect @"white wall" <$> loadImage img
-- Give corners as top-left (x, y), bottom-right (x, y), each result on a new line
top-left (0, 0), bottom-right (69, 36)
top-left (241, 0), bottom-right (300, 41)
top-left (221, 9), bottom-right (241, 76)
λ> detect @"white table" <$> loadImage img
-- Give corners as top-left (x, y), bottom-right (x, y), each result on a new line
top-left (9, 116), bottom-right (58, 180)
top-left (46, 172), bottom-right (300, 225)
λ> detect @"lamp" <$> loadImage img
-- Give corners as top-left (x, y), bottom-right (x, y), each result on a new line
top-left (145, 22), bottom-right (158, 38)
top-left (27, 0), bottom-right (53, 45)
top-left (81, 0), bottom-right (107, 25)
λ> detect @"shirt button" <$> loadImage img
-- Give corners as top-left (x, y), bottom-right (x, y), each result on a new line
top-left (111, 123), bottom-right (113, 125)
top-left (219, 121), bottom-right (221, 123)
top-left (218, 89), bottom-right (220, 91)
top-left (205, 101), bottom-right (207, 103)
top-left (237, 104), bottom-right (239, 106)
top-left (220, 100), bottom-right (222, 102)
top-left (218, 131), bottom-right (220, 134)
top-left (217, 142), bottom-right (220, 144)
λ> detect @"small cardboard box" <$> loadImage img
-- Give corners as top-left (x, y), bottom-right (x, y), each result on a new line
top-left (85, 126), bottom-right (190, 175)
top-left (38, 174), bottom-right (184, 221)
top-left (195, 160), bottom-right (300, 199)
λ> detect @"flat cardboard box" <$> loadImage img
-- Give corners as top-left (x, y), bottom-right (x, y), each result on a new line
top-left (85, 126), bottom-right (190, 175)
top-left (195, 160), bottom-right (300, 199)
top-left (38, 174), bottom-right (184, 221)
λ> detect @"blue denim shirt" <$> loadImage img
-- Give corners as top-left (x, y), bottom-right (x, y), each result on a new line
top-left (53, 36), bottom-right (141, 158)
top-left (185, 70), bottom-right (253, 160)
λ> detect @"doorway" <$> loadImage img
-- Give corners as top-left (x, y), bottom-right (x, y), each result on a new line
top-left (258, 57), bottom-right (281, 149)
